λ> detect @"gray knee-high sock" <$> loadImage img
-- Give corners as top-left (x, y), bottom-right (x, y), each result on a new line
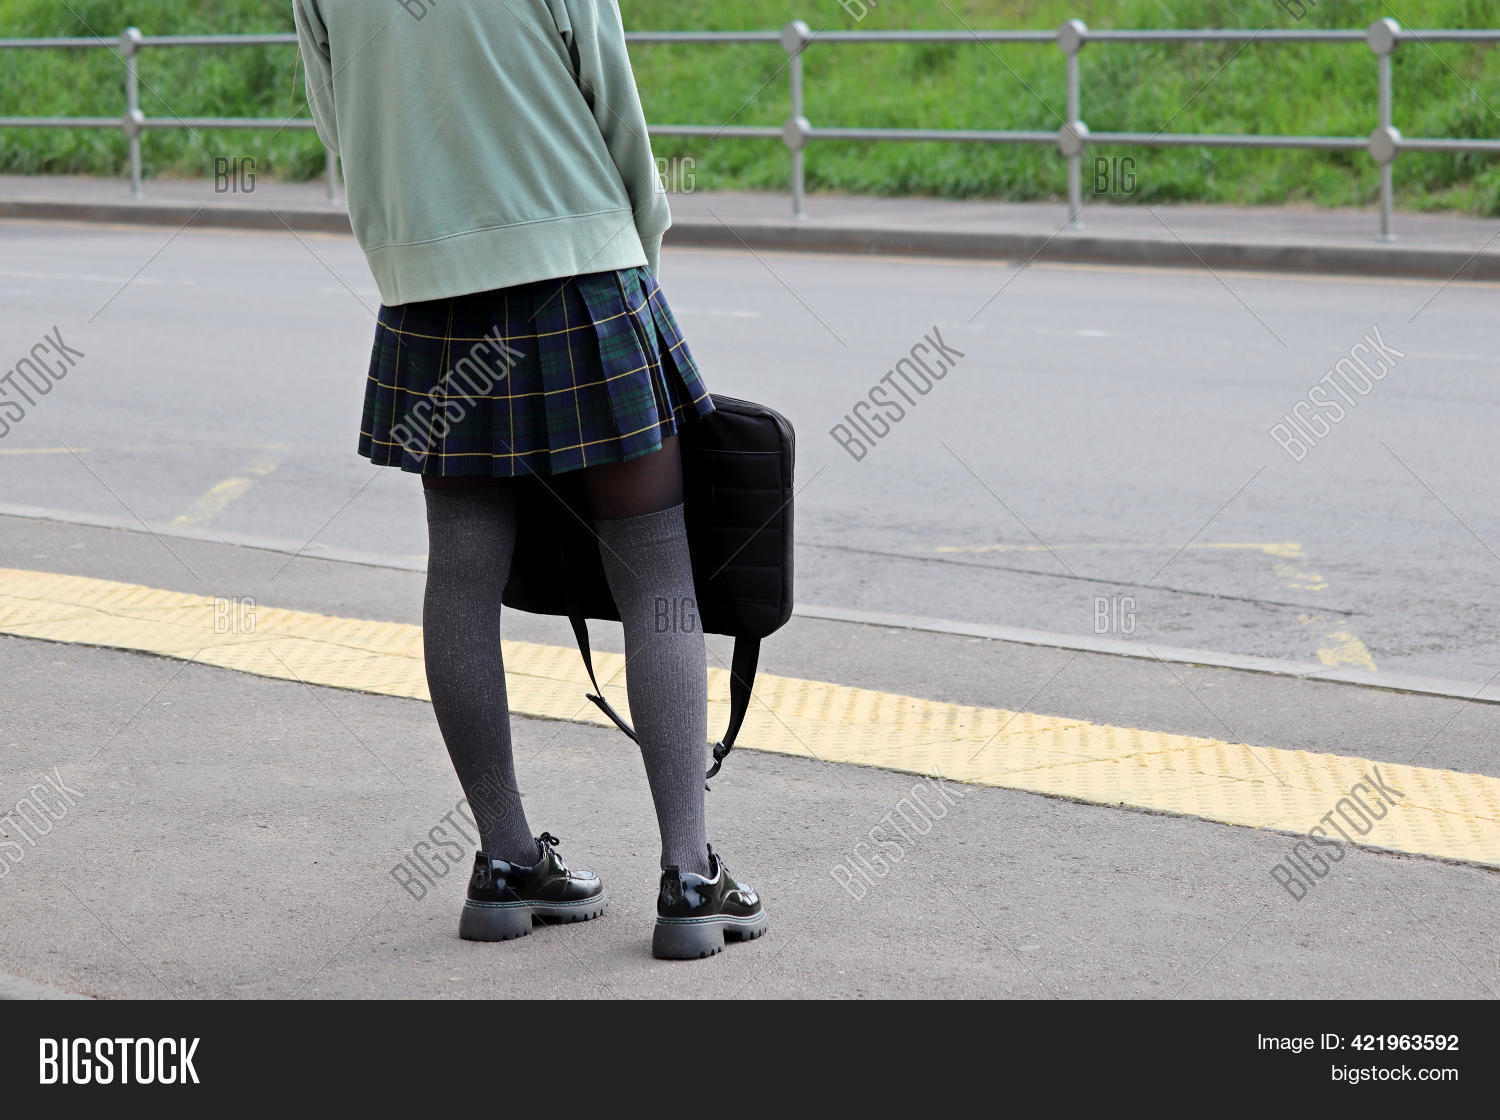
top-left (594, 504), bottom-right (712, 878)
top-left (423, 486), bottom-right (541, 867)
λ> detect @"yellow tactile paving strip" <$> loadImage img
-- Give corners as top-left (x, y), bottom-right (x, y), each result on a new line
top-left (2, 567), bottom-right (1497, 868)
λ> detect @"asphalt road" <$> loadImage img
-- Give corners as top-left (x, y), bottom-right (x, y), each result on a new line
top-left (1, 218), bottom-right (1497, 681)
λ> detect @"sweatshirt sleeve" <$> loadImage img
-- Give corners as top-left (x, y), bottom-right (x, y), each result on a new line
top-left (549, 0), bottom-right (670, 276)
top-left (293, 0), bottom-right (339, 154)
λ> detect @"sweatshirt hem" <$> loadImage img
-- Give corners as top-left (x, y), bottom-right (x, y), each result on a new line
top-left (368, 209), bottom-right (651, 306)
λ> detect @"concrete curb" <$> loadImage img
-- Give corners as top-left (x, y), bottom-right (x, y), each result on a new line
top-left (0, 198), bottom-right (353, 235)
top-left (4, 197), bottom-right (1497, 280)
top-left (684, 220), bottom-right (1500, 281)
top-left (796, 603), bottom-right (1500, 706)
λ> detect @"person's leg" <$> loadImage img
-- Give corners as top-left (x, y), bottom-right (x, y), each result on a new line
top-left (421, 479), bottom-right (542, 866)
top-left (579, 436), bottom-right (713, 878)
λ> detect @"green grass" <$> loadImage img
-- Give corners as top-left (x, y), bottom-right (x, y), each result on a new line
top-left (1, 0), bottom-right (1497, 213)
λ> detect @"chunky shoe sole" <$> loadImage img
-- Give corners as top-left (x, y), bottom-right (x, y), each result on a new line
top-left (459, 893), bottom-right (607, 942)
top-left (652, 911), bottom-right (768, 960)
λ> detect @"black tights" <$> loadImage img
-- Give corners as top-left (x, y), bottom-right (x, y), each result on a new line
top-left (421, 434), bottom-right (685, 519)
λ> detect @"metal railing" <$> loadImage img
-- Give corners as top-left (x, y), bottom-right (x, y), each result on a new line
top-left (1, 19), bottom-right (1497, 239)
top-left (0, 29), bottom-right (341, 203)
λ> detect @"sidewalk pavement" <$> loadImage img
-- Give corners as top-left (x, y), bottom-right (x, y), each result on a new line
top-left (2, 173), bottom-right (1496, 280)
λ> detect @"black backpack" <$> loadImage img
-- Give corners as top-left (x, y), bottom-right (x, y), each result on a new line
top-left (502, 395), bottom-right (795, 784)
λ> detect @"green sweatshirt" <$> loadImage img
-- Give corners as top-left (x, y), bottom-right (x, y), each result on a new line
top-left (293, 0), bottom-right (669, 306)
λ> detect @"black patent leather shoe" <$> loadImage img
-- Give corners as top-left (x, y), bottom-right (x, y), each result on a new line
top-left (458, 833), bottom-right (606, 942)
top-left (652, 845), bottom-right (767, 960)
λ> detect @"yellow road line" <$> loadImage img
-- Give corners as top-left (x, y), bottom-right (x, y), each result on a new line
top-left (1268, 543), bottom-right (1379, 671)
top-left (1, 566), bottom-right (1495, 867)
top-left (1311, 625), bottom-right (1379, 672)
top-left (170, 448), bottom-right (286, 528)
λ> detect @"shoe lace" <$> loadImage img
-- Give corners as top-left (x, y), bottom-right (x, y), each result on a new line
top-left (536, 832), bottom-right (568, 872)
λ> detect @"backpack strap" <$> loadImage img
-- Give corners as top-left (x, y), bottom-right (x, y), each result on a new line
top-left (706, 636), bottom-right (759, 785)
top-left (568, 612), bottom-right (638, 743)
top-left (565, 614), bottom-right (760, 789)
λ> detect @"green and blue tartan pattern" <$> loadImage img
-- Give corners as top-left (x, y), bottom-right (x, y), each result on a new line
top-left (359, 267), bottom-right (714, 477)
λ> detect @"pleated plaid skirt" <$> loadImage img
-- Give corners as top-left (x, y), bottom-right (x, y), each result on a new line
top-left (359, 266), bottom-right (715, 478)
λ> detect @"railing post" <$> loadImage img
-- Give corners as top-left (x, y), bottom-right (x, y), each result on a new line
top-left (1057, 19), bottom-right (1088, 229)
top-left (781, 20), bottom-right (811, 220)
top-left (121, 27), bottom-right (144, 199)
top-left (1367, 18), bottom-right (1401, 241)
